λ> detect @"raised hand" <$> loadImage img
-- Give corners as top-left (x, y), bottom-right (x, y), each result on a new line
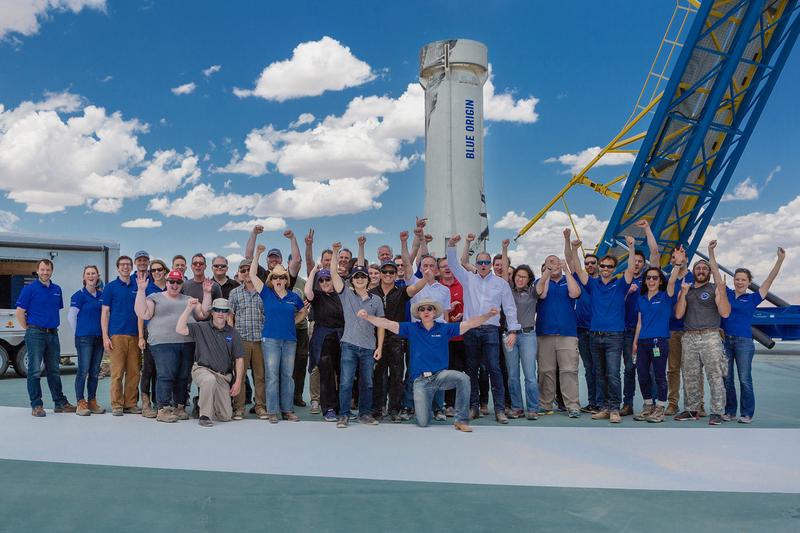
top-left (448, 234), bottom-right (461, 247)
top-left (680, 279), bottom-right (692, 293)
top-left (502, 238), bottom-right (510, 249)
top-left (332, 242), bottom-right (342, 254)
top-left (283, 229), bottom-right (295, 240)
top-left (424, 234), bottom-right (433, 244)
top-left (708, 239), bottom-right (717, 251)
top-left (136, 270), bottom-right (149, 291)
top-left (413, 226), bottom-right (424, 238)
top-left (186, 297), bottom-right (199, 309)
top-left (466, 233), bottom-right (476, 243)
top-left (252, 224), bottom-right (264, 235)
top-left (357, 235), bottom-right (366, 246)
top-left (634, 219), bottom-right (650, 229)
top-left (304, 229), bottom-right (314, 246)
top-left (571, 239), bottom-right (582, 250)
top-left (416, 216), bottom-right (427, 229)
top-left (202, 278), bottom-right (213, 293)
top-left (400, 230), bottom-right (409, 242)
top-left (672, 246), bottom-right (687, 265)
top-left (625, 235), bottom-right (636, 248)
top-left (256, 244), bottom-right (266, 254)
top-left (778, 247), bottom-right (786, 260)
top-left (563, 228), bottom-right (571, 239)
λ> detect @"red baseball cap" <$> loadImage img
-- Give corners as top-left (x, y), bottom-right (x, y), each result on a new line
top-left (166, 269), bottom-right (184, 282)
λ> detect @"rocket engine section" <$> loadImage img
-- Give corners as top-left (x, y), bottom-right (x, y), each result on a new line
top-left (419, 39), bottom-right (489, 256)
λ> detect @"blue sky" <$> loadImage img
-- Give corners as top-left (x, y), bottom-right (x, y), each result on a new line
top-left (1, 1), bottom-right (798, 295)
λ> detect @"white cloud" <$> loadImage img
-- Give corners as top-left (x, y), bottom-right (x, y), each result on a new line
top-left (494, 210), bottom-right (530, 230)
top-left (545, 146), bottom-right (636, 174)
top-left (171, 82), bottom-right (197, 96)
top-left (0, 0), bottom-right (106, 40)
top-left (0, 209), bottom-right (19, 231)
top-left (101, 75), bottom-right (113, 83)
top-left (233, 36), bottom-right (375, 101)
top-left (202, 64), bottom-right (221, 77)
top-left (147, 183), bottom-right (259, 219)
top-left (218, 217), bottom-right (287, 232)
top-left (89, 198), bottom-right (123, 213)
top-left (203, 251), bottom-right (217, 259)
top-left (357, 225), bottom-right (383, 235)
top-left (483, 66), bottom-right (539, 123)
top-left (226, 253), bottom-right (245, 267)
top-left (223, 241), bottom-right (241, 249)
top-left (121, 217), bottom-right (162, 229)
top-left (251, 177), bottom-right (388, 219)
top-left (722, 166), bottom-right (781, 202)
top-left (0, 92), bottom-right (200, 213)
top-left (289, 113), bottom-right (315, 129)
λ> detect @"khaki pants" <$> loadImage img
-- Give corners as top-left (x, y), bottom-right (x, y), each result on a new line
top-left (192, 364), bottom-right (233, 421)
top-left (537, 335), bottom-right (580, 410)
top-left (310, 367), bottom-right (320, 402)
top-left (234, 340), bottom-right (266, 412)
top-left (668, 331), bottom-right (705, 410)
top-left (109, 334), bottom-right (140, 410)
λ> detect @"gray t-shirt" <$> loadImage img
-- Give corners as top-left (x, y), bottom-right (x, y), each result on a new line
top-left (511, 285), bottom-right (538, 329)
top-left (187, 321), bottom-right (244, 375)
top-left (339, 287), bottom-right (384, 350)
top-left (146, 292), bottom-right (194, 345)
top-left (684, 283), bottom-right (721, 330)
top-left (181, 279), bottom-right (222, 321)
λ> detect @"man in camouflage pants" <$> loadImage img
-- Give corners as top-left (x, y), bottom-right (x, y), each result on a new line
top-left (673, 240), bottom-right (730, 425)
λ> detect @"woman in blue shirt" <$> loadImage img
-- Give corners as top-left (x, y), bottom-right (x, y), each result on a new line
top-left (68, 265), bottom-right (105, 416)
top-left (250, 246), bottom-right (308, 424)
top-left (632, 261), bottom-right (681, 423)
top-left (722, 247), bottom-right (785, 423)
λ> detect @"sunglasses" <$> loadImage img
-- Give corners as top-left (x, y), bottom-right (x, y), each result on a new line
top-left (191, 261), bottom-right (205, 266)
top-left (476, 260), bottom-right (491, 266)
top-left (212, 264), bottom-right (227, 269)
top-left (645, 275), bottom-right (660, 280)
top-left (272, 276), bottom-right (288, 281)
top-left (418, 305), bottom-right (436, 313)
top-left (150, 267), bottom-right (165, 273)
top-left (599, 264), bottom-right (615, 269)
top-left (352, 274), bottom-right (368, 280)
top-left (211, 308), bottom-right (229, 314)
top-left (318, 277), bottom-right (332, 282)
top-left (238, 268), bottom-right (249, 273)
top-left (167, 280), bottom-right (183, 285)
top-left (585, 261), bottom-right (597, 266)
top-left (380, 270), bottom-right (397, 275)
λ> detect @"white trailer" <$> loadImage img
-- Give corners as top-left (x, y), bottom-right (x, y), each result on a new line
top-left (0, 233), bottom-right (119, 376)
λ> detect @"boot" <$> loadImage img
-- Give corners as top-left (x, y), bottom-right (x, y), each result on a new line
top-left (633, 403), bottom-right (655, 421)
top-left (174, 404), bottom-right (190, 420)
top-left (156, 407), bottom-right (178, 423)
top-left (141, 394), bottom-right (157, 418)
top-left (647, 405), bottom-right (666, 423)
top-left (76, 399), bottom-right (91, 416)
top-left (87, 399), bottom-right (106, 414)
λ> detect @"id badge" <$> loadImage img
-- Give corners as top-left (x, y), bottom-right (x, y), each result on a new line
top-left (653, 346), bottom-right (661, 358)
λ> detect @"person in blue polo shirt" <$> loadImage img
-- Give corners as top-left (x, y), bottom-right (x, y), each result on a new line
top-left (68, 265), bottom-right (106, 416)
top-left (101, 255), bottom-right (142, 416)
top-left (357, 299), bottom-right (499, 432)
top-left (249, 244), bottom-right (308, 424)
top-left (15, 258), bottom-right (76, 417)
top-left (573, 235), bottom-right (637, 424)
top-left (721, 246), bottom-right (785, 423)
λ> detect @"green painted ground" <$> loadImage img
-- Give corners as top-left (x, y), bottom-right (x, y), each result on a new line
top-left (2, 459), bottom-right (799, 533)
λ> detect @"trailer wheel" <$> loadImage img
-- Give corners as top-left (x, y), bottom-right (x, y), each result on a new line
top-left (14, 345), bottom-right (42, 378)
top-left (0, 345), bottom-right (9, 376)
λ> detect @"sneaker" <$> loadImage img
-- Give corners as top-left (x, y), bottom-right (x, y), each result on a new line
top-left (538, 408), bottom-right (554, 416)
top-left (495, 412), bottom-right (509, 424)
top-left (389, 411), bottom-right (402, 423)
top-left (579, 404), bottom-right (594, 414)
top-left (294, 398), bottom-right (307, 407)
top-left (469, 407), bottom-right (480, 420)
top-left (309, 400), bottom-right (321, 415)
top-left (88, 399), bottom-right (106, 415)
top-left (738, 416), bottom-right (752, 424)
top-left (122, 405), bottom-right (142, 415)
top-left (232, 410), bottom-right (244, 421)
top-left (31, 406), bottom-right (46, 417)
top-left (526, 411), bottom-right (539, 420)
top-left (674, 410), bottom-right (699, 421)
top-left (54, 401), bottom-right (77, 413)
top-left (282, 412), bottom-right (300, 422)
top-left (174, 405), bottom-right (189, 421)
top-left (708, 414), bottom-right (723, 426)
top-left (664, 404), bottom-right (678, 416)
top-left (359, 414), bottom-right (379, 426)
top-left (609, 411), bottom-right (621, 424)
top-left (721, 413), bottom-right (732, 422)
top-left (433, 410), bottom-right (446, 422)
top-left (348, 413), bottom-right (358, 421)
top-left (568, 409), bottom-right (581, 419)
top-left (399, 408), bottom-right (412, 421)
top-left (156, 407), bottom-right (178, 423)
top-left (591, 410), bottom-right (610, 420)
top-left (324, 409), bottom-right (338, 422)
top-left (480, 404), bottom-right (490, 416)
top-left (199, 415), bottom-right (213, 427)
top-left (508, 409), bottom-right (524, 419)
top-left (646, 405), bottom-right (666, 423)
top-left (76, 399), bottom-right (91, 416)
top-left (336, 415), bottom-right (349, 428)
top-left (633, 404), bottom-right (655, 421)
top-left (619, 404), bottom-right (634, 417)
top-left (111, 408), bottom-right (123, 416)
top-left (454, 421), bottom-right (473, 433)
top-left (268, 413), bottom-right (279, 424)
top-left (255, 406), bottom-right (268, 420)
top-left (444, 406), bottom-right (455, 417)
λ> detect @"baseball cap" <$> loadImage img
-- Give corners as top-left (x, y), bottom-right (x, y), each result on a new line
top-left (317, 269), bottom-right (332, 279)
top-left (134, 250), bottom-right (150, 260)
top-left (350, 265), bottom-right (369, 278)
top-left (211, 298), bottom-right (231, 311)
top-left (267, 248), bottom-right (282, 259)
top-left (239, 258), bottom-right (253, 269)
top-left (166, 270), bottom-right (184, 282)
top-left (379, 260), bottom-right (398, 271)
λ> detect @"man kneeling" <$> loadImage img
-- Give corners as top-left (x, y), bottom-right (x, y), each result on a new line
top-left (177, 298), bottom-right (244, 427)
top-left (357, 299), bottom-right (498, 432)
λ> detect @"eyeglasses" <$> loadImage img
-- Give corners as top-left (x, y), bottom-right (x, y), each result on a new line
top-left (352, 274), bottom-right (368, 280)
top-left (476, 260), bottom-right (491, 266)
top-left (191, 261), bottom-right (205, 266)
top-left (380, 270), bottom-right (397, 275)
top-left (645, 275), bottom-right (660, 280)
top-left (211, 308), bottom-right (229, 314)
top-left (212, 264), bottom-right (227, 269)
top-left (418, 305), bottom-right (436, 312)
top-left (599, 264), bottom-right (615, 269)
top-left (318, 277), bottom-right (332, 282)
top-left (150, 267), bottom-right (165, 273)
top-left (167, 280), bottom-right (183, 285)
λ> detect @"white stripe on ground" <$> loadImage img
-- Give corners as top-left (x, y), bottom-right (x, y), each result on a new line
top-left (2, 406), bottom-right (798, 493)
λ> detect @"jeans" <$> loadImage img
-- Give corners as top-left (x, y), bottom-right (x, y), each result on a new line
top-left (590, 332), bottom-right (623, 411)
top-left (150, 342), bottom-right (193, 408)
top-left (445, 340), bottom-right (466, 408)
top-left (339, 342), bottom-right (374, 417)
top-left (636, 338), bottom-right (669, 403)
top-left (25, 328), bottom-right (67, 409)
top-left (464, 325), bottom-right (504, 411)
top-left (75, 335), bottom-right (103, 401)
top-left (622, 328), bottom-right (637, 406)
top-left (577, 327), bottom-right (597, 407)
top-left (373, 335), bottom-right (405, 415)
top-left (502, 330), bottom-right (539, 412)
top-left (724, 335), bottom-right (755, 418)
top-left (263, 338), bottom-right (297, 414)
top-left (414, 370), bottom-right (471, 426)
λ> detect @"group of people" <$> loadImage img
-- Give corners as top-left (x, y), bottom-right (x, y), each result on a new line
top-left (15, 216), bottom-right (785, 431)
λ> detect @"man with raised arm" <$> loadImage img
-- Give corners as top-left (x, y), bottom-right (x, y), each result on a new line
top-left (573, 235), bottom-right (637, 424)
top-left (358, 301), bottom-right (500, 432)
top-left (245, 225), bottom-right (302, 288)
top-left (446, 234), bottom-right (520, 424)
top-left (673, 240), bottom-right (730, 425)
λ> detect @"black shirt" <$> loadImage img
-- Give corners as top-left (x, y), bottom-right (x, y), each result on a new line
top-left (370, 284), bottom-right (411, 336)
top-left (311, 288), bottom-right (345, 328)
top-left (187, 322), bottom-right (244, 374)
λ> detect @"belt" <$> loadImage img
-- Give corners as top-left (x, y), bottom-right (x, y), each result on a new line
top-left (521, 327), bottom-right (535, 333)
top-left (590, 331), bottom-right (621, 336)
top-left (685, 328), bottom-right (720, 335)
top-left (29, 325), bottom-right (58, 334)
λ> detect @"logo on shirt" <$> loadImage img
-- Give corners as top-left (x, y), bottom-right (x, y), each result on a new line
top-left (225, 336), bottom-right (233, 343)
top-left (700, 291), bottom-right (711, 301)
